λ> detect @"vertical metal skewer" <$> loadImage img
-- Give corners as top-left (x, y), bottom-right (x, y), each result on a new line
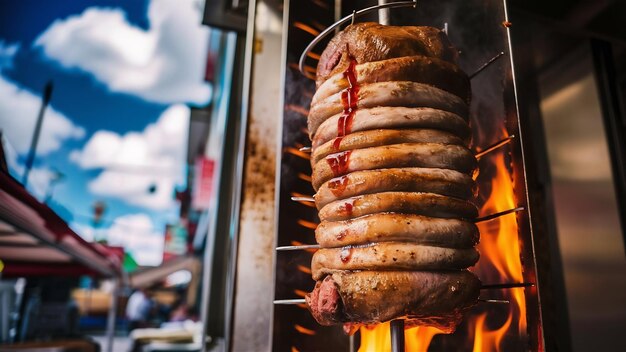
top-left (390, 319), bottom-right (405, 352)
top-left (378, 6), bottom-right (405, 350)
top-left (378, 0), bottom-right (390, 25)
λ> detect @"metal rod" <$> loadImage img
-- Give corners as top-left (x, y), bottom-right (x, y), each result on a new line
top-left (378, 0), bottom-right (390, 25)
top-left (469, 51), bottom-right (505, 79)
top-left (276, 244), bottom-right (320, 251)
top-left (291, 196), bottom-right (315, 202)
top-left (23, 81), bottom-right (53, 187)
top-left (274, 298), bottom-right (306, 304)
top-left (105, 277), bottom-right (118, 352)
top-left (334, 0), bottom-right (342, 35)
top-left (299, 146), bottom-right (312, 153)
top-left (481, 282), bottom-right (535, 290)
top-left (299, 1), bottom-right (418, 74)
top-left (479, 298), bottom-right (510, 304)
top-left (475, 135), bottom-right (515, 159)
top-left (390, 319), bottom-right (405, 352)
top-left (475, 207), bottom-right (524, 223)
top-left (275, 297), bottom-right (512, 305)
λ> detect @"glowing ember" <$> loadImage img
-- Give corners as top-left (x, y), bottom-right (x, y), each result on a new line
top-left (294, 324), bottom-right (316, 336)
top-left (296, 219), bottom-right (318, 230)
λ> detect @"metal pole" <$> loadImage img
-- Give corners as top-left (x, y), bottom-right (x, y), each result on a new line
top-left (105, 277), bottom-right (118, 352)
top-left (390, 319), bottom-right (405, 352)
top-left (378, 0), bottom-right (390, 25)
top-left (22, 81), bottom-right (53, 187)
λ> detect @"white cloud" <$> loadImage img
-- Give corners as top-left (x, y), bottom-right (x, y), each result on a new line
top-left (71, 104), bottom-right (189, 210)
top-left (0, 75), bottom-right (85, 155)
top-left (34, 0), bottom-right (212, 105)
top-left (108, 214), bottom-right (164, 266)
top-left (71, 222), bottom-right (96, 242)
top-left (3, 142), bottom-right (55, 200)
top-left (72, 214), bottom-right (164, 266)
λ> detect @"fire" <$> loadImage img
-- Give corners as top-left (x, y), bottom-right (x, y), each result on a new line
top-left (358, 150), bottom-right (526, 351)
top-left (471, 313), bottom-right (512, 352)
top-left (472, 150), bottom-right (527, 350)
top-left (359, 323), bottom-right (442, 352)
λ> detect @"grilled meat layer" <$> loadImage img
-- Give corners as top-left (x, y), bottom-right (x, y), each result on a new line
top-left (313, 55), bottom-right (470, 105)
top-left (315, 213), bottom-right (479, 249)
top-left (309, 81), bottom-right (468, 138)
top-left (312, 143), bottom-right (477, 190)
top-left (305, 270), bottom-right (481, 333)
top-left (311, 243), bottom-right (479, 280)
top-left (316, 23), bottom-right (458, 87)
top-left (315, 168), bottom-right (476, 208)
top-left (312, 107), bottom-right (470, 149)
top-left (318, 192), bottom-right (478, 222)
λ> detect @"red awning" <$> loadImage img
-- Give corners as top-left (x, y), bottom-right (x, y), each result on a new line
top-left (0, 171), bottom-right (121, 278)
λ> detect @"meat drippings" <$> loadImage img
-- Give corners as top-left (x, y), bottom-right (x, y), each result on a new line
top-left (326, 150), bottom-right (352, 178)
top-left (325, 45), bottom-right (359, 197)
top-left (333, 49), bottom-right (359, 151)
top-left (328, 175), bottom-right (349, 197)
top-left (343, 199), bottom-right (355, 217)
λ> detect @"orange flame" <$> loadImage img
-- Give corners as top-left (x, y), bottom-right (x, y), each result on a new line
top-left (359, 323), bottom-right (442, 352)
top-left (471, 150), bottom-right (527, 350)
top-left (471, 313), bottom-right (512, 352)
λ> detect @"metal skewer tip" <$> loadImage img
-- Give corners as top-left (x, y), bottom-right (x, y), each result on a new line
top-left (475, 207), bottom-right (524, 223)
top-left (274, 298), bottom-right (306, 305)
top-left (275, 298), bottom-right (510, 305)
top-left (299, 146), bottom-right (312, 153)
top-left (291, 196), bottom-right (315, 202)
top-left (482, 282), bottom-right (535, 290)
top-left (470, 51), bottom-right (506, 79)
top-left (475, 135), bottom-right (515, 159)
top-left (479, 298), bottom-right (510, 304)
top-left (276, 244), bottom-right (320, 251)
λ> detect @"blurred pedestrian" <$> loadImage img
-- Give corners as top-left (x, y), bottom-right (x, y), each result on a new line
top-left (126, 288), bottom-right (153, 330)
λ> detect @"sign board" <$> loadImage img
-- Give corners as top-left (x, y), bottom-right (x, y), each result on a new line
top-left (192, 157), bottom-right (215, 210)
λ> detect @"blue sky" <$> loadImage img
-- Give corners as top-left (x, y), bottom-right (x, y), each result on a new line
top-left (0, 0), bottom-right (211, 265)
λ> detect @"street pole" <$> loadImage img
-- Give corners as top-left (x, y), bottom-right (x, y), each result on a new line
top-left (106, 277), bottom-right (118, 352)
top-left (22, 81), bottom-right (53, 187)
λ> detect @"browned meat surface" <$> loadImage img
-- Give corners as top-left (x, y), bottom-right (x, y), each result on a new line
top-left (316, 213), bottom-right (479, 249)
top-left (312, 107), bottom-right (470, 149)
top-left (308, 81), bottom-right (468, 138)
top-left (318, 192), bottom-right (478, 222)
top-left (315, 168), bottom-right (476, 208)
top-left (311, 129), bottom-right (465, 166)
top-left (311, 243), bottom-right (479, 280)
top-left (313, 55), bottom-right (470, 105)
top-left (312, 143), bottom-right (477, 190)
top-left (316, 23), bottom-right (458, 87)
top-left (305, 270), bottom-right (481, 332)
top-left (305, 23), bottom-right (480, 331)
